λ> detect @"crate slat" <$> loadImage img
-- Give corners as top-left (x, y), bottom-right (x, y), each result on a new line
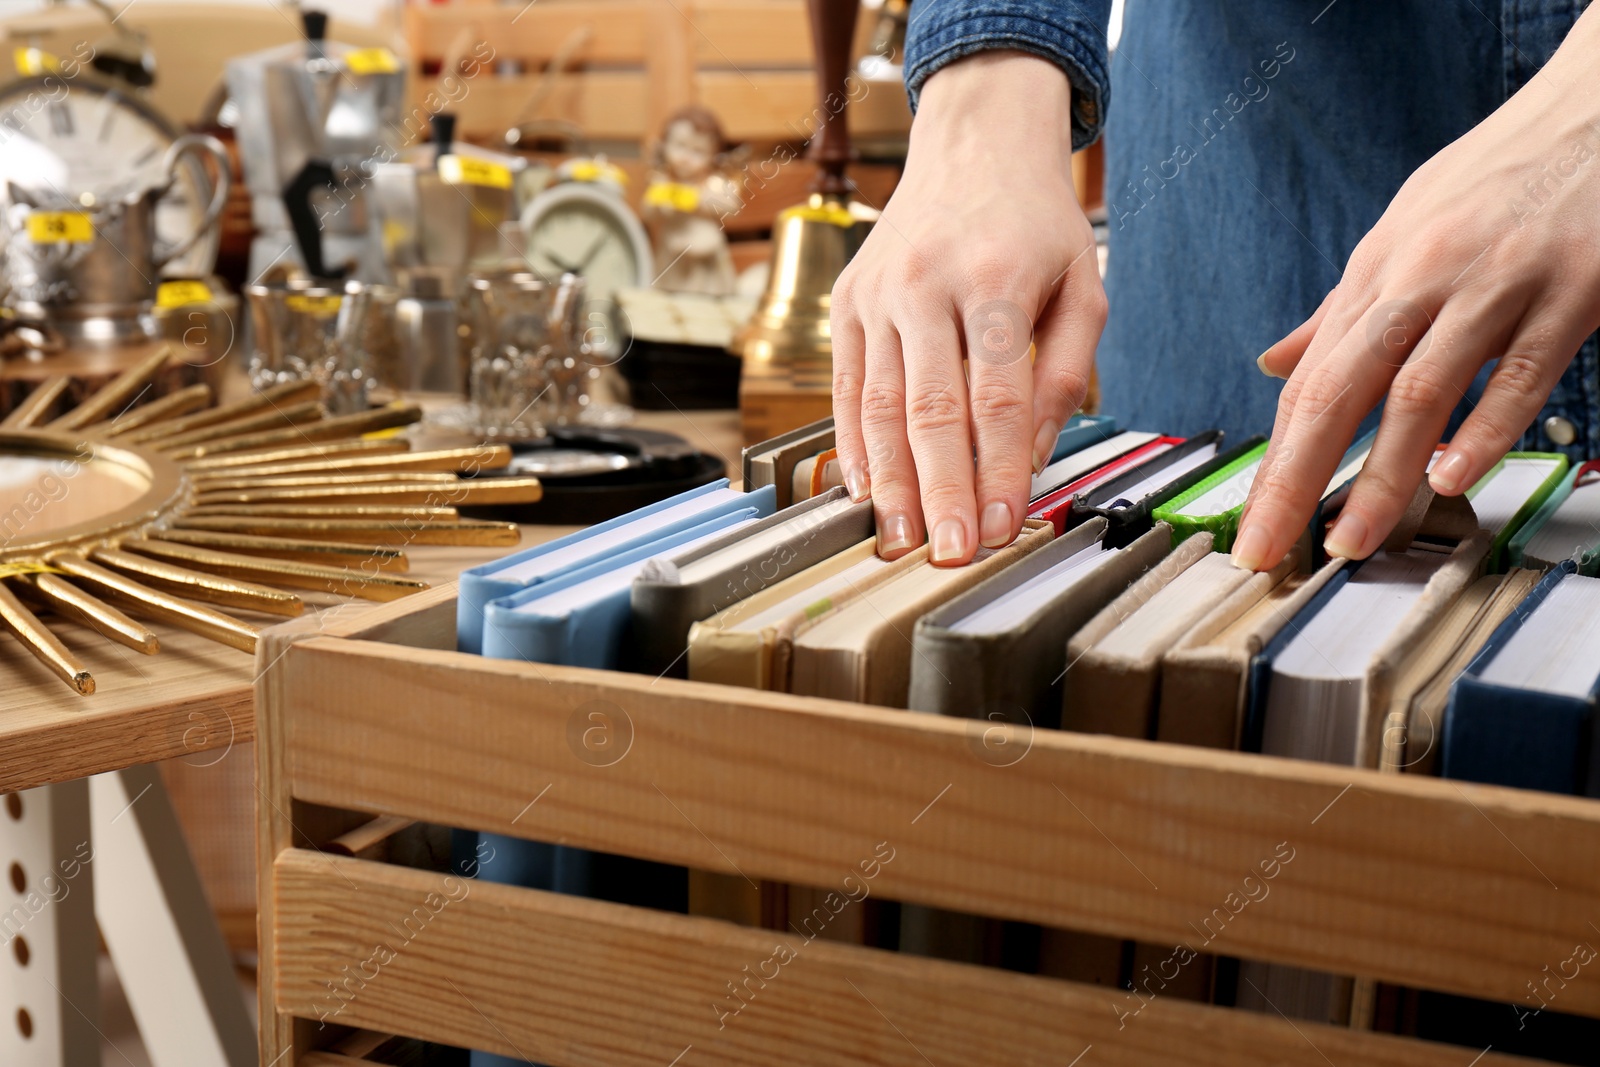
top-left (273, 849), bottom-right (1547, 1067)
top-left (697, 69), bottom-right (912, 141)
top-left (273, 635), bottom-right (1600, 1018)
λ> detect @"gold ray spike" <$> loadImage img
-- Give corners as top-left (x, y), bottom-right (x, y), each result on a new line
top-left (45, 346), bottom-right (173, 431)
top-left (123, 539), bottom-right (428, 602)
top-left (0, 579), bottom-right (94, 694)
top-left (95, 383), bottom-right (213, 437)
top-left (120, 378), bottom-right (324, 444)
top-left (193, 472), bottom-right (461, 493)
top-left (153, 400), bottom-right (324, 452)
top-left (194, 476), bottom-right (543, 507)
top-left (183, 438), bottom-right (412, 473)
top-left (91, 547), bottom-right (305, 617)
top-left (182, 504), bottom-right (461, 521)
top-left (169, 404), bottom-right (424, 461)
top-left (153, 528), bottom-right (410, 572)
top-left (175, 514), bottom-right (519, 546)
top-left (20, 573), bottom-right (160, 654)
top-left (0, 376), bottom-right (72, 429)
top-left (49, 553), bottom-right (259, 653)
top-left (208, 445), bottom-right (514, 480)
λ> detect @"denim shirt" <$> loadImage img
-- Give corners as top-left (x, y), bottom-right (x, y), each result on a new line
top-left (904, 0), bottom-right (1599, 459)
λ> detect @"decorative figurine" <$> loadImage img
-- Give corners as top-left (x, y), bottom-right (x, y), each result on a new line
top-left (641, 107), bottom-right (744, 296)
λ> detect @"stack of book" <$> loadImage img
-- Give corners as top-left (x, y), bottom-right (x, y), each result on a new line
top-left (458, 415), bottom-right (1600, 1067)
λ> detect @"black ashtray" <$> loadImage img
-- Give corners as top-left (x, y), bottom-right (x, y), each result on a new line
top-left (461, 426), bottom-right (726, 526)
top-left (618, 338), bottom-right (743, 410)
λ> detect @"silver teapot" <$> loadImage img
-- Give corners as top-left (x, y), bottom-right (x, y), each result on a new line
top-left (3, 133), bottom-right (230, 343)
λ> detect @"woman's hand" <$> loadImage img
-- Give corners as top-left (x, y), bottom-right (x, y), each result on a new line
top-left (831, 51), bottom-right (1102, 565)
top-left (1237, 12), bottom-right (1600, 570)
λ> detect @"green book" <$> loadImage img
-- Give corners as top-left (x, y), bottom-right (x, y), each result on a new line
top-left (1466, 452), bottom-right (1571, 572)
top-left (1507, 461), bottom-right (1600, 576)
top-left (1150, 442), bottom-right (1267, 551)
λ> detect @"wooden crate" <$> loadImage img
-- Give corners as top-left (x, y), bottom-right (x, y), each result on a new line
top-left (401, 0), bottom-right (912, 148)
top-left (256, 586), bottom-right (1600, 1066)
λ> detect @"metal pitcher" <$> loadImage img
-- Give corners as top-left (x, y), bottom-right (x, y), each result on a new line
top-left (3, 133), bottom-right (230, 343)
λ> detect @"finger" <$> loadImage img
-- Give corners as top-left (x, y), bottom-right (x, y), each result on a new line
top-left (1030, 247), bottom-right (1105, 473)
top-left (1259, 287), bottom-right (1336, 380)
top-left (1430, 306), bottom-right (1587, 495)
top-left (1235, 298), bottom-right (1416, 570)
top-left (829, 278), bottom-right (871, 502)
top-left (900, 310), bottom-right (979, 566)
top-left (859, 323), bottom-right (924, 559)
top-left (1323, 310), bottom-right (1482, 558)
top-left (965, 294), bottom-right (1038, 549)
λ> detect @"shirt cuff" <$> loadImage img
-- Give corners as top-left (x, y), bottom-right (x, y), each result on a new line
top-left (903, 0), bottom-right (1111, 150)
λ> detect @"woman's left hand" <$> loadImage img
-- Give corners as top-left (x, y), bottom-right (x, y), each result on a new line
top-left (1234, 10), bottom-right (1600, 570)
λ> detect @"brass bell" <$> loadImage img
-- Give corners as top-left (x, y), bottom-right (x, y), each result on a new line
top-left (736, 0), bottom-right (876, 379)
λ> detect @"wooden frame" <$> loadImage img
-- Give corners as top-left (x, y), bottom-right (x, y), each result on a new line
top-left (257, 584), bottom-right (1600, 1066)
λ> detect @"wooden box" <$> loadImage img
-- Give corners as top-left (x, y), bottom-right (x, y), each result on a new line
top-left (257, 585), bottom-right (1600, 1066)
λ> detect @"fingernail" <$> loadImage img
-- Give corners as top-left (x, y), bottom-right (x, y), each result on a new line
top-left (1256, 352), bottom-right (1285, 379)
top-left (1231, 523), bottom-right (1271, 571)
top-left (979, 501), bottom-right (1013, 548)
top-left (1324, 512), bottom-right (1369, 559)
top-left (1031, 420), bottom-right (1060, 475)
top-left (880, 513), bottom-right (916, 555)
top-left (930, 519), bottom-right (967, 563)
top-left (845, 463), bottom-right (870, 502)
top-left (1430, 451), bottom-right (1469, 494)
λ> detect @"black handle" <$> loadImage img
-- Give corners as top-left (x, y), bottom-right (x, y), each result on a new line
top-left (302, 9), bottom-right (328, 40)
top-left (282, 160), bottom-right (349, 282)
top-left (431, 113), bottom-right (456, 166)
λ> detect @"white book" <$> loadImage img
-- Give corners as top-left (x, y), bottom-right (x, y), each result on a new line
top-left (1478, 573), bottom-right (1600, 699)
top-left (948, 543), bottom-right (1122, 636)
top-left (1030, 431), bottom-right (1159, 498)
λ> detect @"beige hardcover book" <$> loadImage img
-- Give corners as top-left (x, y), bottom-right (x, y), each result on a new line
top-left (1157, 549), bottom-right (1335, 751)
top-left (788, 522), bottom-right (1056, 707)
top-left (1062, 533), bottom-right (1249, 740)
top-left (686, 539), bottom-right (897, 690)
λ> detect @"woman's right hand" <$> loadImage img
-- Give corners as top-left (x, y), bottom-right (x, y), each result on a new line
top-left (831, 50), bottom-right (1104, 565)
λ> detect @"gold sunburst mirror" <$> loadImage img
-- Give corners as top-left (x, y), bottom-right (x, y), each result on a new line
top-left (0, 346), bottom-right (541, 694)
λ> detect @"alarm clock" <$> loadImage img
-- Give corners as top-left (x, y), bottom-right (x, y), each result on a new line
top-left (519, 178), bottom-right (654, 358)
top-left (0, 75), bottom-right (221, 277)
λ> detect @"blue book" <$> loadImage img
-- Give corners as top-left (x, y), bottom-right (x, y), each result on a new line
top-left (1049, 413), bottom-right (1120, 463)
top-left (1442, 561), bottom-right (1600, 795)
top-left (480, 511), bottom-right (758, 667)
top-left (457, 480), bottom-right (776, 653)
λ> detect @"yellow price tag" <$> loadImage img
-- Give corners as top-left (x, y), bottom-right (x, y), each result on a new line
top-left (156, 280), bottom-right (214, 308)
top-left (567, 159), bottom-right (628, 186)
top-left (345, 47), bottom-right (399, 75)
top-left (644, 181), bottom-right (700, 213)
top-left (285, 294), bottom-right (344, 317)
top-left (438, 154), bottom-right (513, 190)
top-left (26, 211), bottom-right (93, 244)
top-left (778, 200), bottom-right (855, 229)
top-left (14, 46), bottom-right (59, 76)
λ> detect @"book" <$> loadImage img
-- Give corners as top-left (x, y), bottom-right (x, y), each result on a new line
top-left (629, 487), bottom-right (875, 677)
top-left (1156, 548), bottom-right (1331, 752)
top-left (1061, 533), bottom-right (1256, 740)
top-left (1442, 562), bottom-right (1600, 795)
top-left (788, 522), bottom-right (1056, 707)
top-left (480, 513), bottom-right (759, 667)
top-left (1030, 431), bottom-right (1160, 501)
top-left (1028, 437), bottom-right (1186, 534)
top-left (1508, 459), bottom-right (1600, 575)
top-left (741, 416), bottom-right (833, 507)
top-left (791, 447), bottom-right (842, 502)
top-left (1461, 452), bottom-right (1570, 571)
top-left (456, 480), bottom-right (773, 654)
top-left (908, 518), bottom-right (1173, 728)
top-left (1047, 412), bottom-right (1121, 463)
top-left (1070, 432), bottom-right (1255, 547)
top-left (687, 538), bottom-right (900, 690)
top-left (1154, 431), bottom-right (1374, 552)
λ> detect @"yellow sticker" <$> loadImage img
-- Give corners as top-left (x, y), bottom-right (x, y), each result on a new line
top-left (345, 47), bottom-right (399, 75)
top-left (567, 159), bottom-right (628, 186)
top-left (644, 181), bottom-right (700, 213)
top-left (156, 280), bottom-right (214, 308)
top-left (285, 293), bottom-right (344, 317)
top-left (14, 46), bottom-right (59, 76)
top-left (26, 211), bottom-right (93, 244)
top-left (0, 561), bottom-right (61, 580)
top-left (438, 154), bottom-right (513, 190)
top-left (778, 201), bottom-right (855, 229)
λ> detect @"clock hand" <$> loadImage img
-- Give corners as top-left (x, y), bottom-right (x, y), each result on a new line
top-left (540, 249), bottom-right (580, 273)
top-left (574, 230), bottom-right (611, 272)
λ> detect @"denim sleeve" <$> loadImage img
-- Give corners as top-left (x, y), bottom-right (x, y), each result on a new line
top-left (902, 0), bottom-right (1112, 149)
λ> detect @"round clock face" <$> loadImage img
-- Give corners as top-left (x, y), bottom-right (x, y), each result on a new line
top-left (0, 76), bottom-right (219, 277)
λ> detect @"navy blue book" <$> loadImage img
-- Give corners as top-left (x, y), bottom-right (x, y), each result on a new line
top-left (1442, 561), bottom-right (1600, 796)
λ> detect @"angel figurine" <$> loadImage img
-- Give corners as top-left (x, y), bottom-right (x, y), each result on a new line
top-left (642, 107), bottom-right (744, 295)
